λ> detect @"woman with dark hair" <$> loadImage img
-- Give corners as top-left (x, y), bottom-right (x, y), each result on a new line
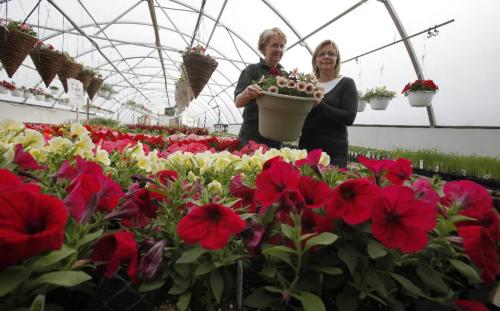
top-left (299, 40), bottom-right (358, 168)
top-left (234, 27), bottom-right (287, 149)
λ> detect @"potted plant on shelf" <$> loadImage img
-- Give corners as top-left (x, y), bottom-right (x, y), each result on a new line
top-left (20, 86), bottom-right (32, 99)
top-left (0, 20), bottom-right (37, 77)
top-left (256, 70), bottom-right (324, 141)
top-left (402, 79), bottom-right (439, 107)
top-left (29, 40), bottom-right (65, 87)
top-left (0, 80), bottom-right (16, 94)
top-left (32, 88), bottom-right (46, 101)
top-left (49, 85), bottom-right (59, 95)
top-left (181, 44), bottom-right (218, 98)
top-left (365, 86), bottom-right (397, 110)
top-left (357, 90), bottom-right (369, 112)
top-left (9, 82), bottom-right (23, 97)
top-left (57, 52), bottom-right (83, 93)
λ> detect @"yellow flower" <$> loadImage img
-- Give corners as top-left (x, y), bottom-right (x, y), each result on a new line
top-left (95, 146), bottom-right (111, 166)
top-left (29, 148), bottom-right (47, 163)
top-left (70, 123), bottom-right (89, 137)
top-left (0, 119), bottom-right (24, 132)
top-left (0, 142), bottom-right (14, 162)
top-left (20, 129), bottom-right (45, 149)
top-left (207, 180), bottom-right (223, 195)
top-left (47, 137), bottom-right (72, 154)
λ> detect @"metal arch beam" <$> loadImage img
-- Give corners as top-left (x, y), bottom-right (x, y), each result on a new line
top-left (159, 0), bottom-right (260, 58)
top-left (190, 0), bottom-right (207, 47)
top-left (260, 0), bottom-right (313, 55)
top-left (206, 0), bottom-right (228, 49)
top-left (93, 0), bottom-right (143, 36)
top-left (379, 0), bottom-right (436, 127)
top-left (45, 0), bottom-right (150, 103)
top-left (286, 0), bottom-right (369, 51)
top-left (147, 0), bottom-right (171, 107)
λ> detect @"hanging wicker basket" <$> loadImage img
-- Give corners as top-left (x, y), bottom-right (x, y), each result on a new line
top-left (87, 77), bottom-right (103, 100)
top-left (182, 54), bottom-right (218, 98)
top-left (0, 27), bottom-right (37, 78)
top-left (76, 70), bottom-right (94, 92)
top-left (175, 78), bottom-right (194, 113)
top-left (29, 48), bottom-right (65, 87)
top-left (58, 58), bottom-right (83, 93)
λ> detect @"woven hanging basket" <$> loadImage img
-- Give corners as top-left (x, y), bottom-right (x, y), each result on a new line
top-left (76, 71), bottom-right (94, 92)
top-left (29, 48), bottom-right (65, 87)
top-left (182, 54), bottom-right (218, 98)
top-left (175, 78), bottom-right (194, 113)
top-left (86, 77), bottom-right (103, 100)
top-left (0, 27), bottom-right (37, 78)
top-left (58, 59), bottom-right (83, 93)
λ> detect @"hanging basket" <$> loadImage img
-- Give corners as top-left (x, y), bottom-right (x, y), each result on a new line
top-left (182, 54), bottom-right (218, 98)
top-left (58, 58), bottom-right (83, 93)
top-left (369, 97), bottom-right (391, 110)
top-left (407, 91), bottom-right (435, 107)
top-left (87, 77), bottom-right (103, 100)
top-left (357, 99), bottom-right (368, 112)
top-left (175, 78), bottom-right (194, 113)
top-left (0, 27), bottom-right (37, 78)
top-left (257, 91), bottom-right (314, 142)
top-left (29, 48), bottom-right (65, 87)
top-left (76, 70), bottom-right (94, 92)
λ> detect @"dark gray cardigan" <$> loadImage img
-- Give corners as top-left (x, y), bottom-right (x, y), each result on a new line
top-left (299, 77), bottom-right (358, 156)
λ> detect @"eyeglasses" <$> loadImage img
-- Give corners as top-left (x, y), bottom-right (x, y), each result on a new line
top-left (318, 51), bottom-right (338, 58)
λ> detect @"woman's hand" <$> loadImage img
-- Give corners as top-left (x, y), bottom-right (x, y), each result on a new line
top-left (235, 84), bottom-right (262, 108)
top-left (244, 84), bottom-right (262, 100)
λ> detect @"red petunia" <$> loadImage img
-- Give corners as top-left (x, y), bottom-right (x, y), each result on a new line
top-left (372, 186), bottom-right (437, 253)
top-left (254, 160), bottom-right (300, 208)
top-left (385, 158), bottom-right (412, 185)
top-left (458, 225), bottom-right (499, 284)
top-left (411, 178), bottom-right (440, 207)
top-left (358, 155), bottom-right (394, 177)
top-left (326, 178), bottom-right (382, 225)
top-left (91, 231), bottom-right (139, 283)
top-left (0, 188), bottom-right (68, 270)
top-left (177, 203), bottom-right (245, 250)
top-left (14, 144), bottom-right (45, 170)
top-left (443, 180), bottom-right (493, 219)
top-left (230, 174), bottom-right (256, 212)
top-left (0, 168), bottom-right (40, 194)
top-left (455, 299), bottom-right (489, 311)
top-left (297, 176), bottom-right (331, 209)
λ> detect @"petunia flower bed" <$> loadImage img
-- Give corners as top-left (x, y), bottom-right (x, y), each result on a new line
top-left (0, 120), bottom-right (498, 311)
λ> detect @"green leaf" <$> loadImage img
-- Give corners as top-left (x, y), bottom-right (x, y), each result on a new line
top-left (336, 286), bottom-right (358, 311)
top-left (449, 259), bottom-right (482, 284)
top-left (176, 246), bottom-right (205, 264)
top-left (263, 245), bottom-right (295, 255)
top-left (244, 287), bottom-right (278, 308)
top-left (194, 262), bottom-right (212, 276)
top-left (32, 245), bottom-right (76, 270)
top-left (299, 291), bottom-right (326, 311)
top-left (0, 266), bottom-right (31, 297)
top-left (176, 291), bottom-right (191, 311)
top-left (138, 279), bottom-right (166, 292)
top-left (174, 264), bottom-right (191, 279)
top-left (30, 271), bottom-right (91, 288)
top-left (168, 285), bottom-right (187, 295)
top-left (449, 215), bottom-right (476, 224)
top-left (389, 273), bottom-right (426, 298)
top-left (310, 265), bottom-right (343, 275)
top-left (367, 240), bottom-right (387, 259)
top-left (416, 266), bottom-right (449, 294)
top-left (77, 229), bottom-right (103, 248)
top-left (338, 248), bottom-right (357, 275)
top-left (304, 232), bottom-right (338, 252)
top-left (210, 270), bottom-right (224, 303)
top-left (261, 263), bottom-right (277, 278)
top-left (281, 224), bottom-right (295, 240)
top-left (264, 251), bottom-right (294, 268)
top-left (29, 294), bottom-right (45, 311)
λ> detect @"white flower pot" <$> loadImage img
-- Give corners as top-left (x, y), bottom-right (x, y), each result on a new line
top-left (35, 94), bottom-right (45, 101)
top-left (0, 85), bottom-right (9, 94)
top-left (44, 95), bottom-right (52, 102)
top-left (369, 97), bottom-right (390, 110)
top-left (357, 99), bottom-right (368, 112)
top-left (98, 89), bottom-right (110, 98)
top-left (50, 88), bottom-right (59, 95)
top-left (11, 89), bottom-right (23, 97)
top-left (407, 91), bottom-right (435, 107)
top-left (23, 91), bottom-right (33, 99)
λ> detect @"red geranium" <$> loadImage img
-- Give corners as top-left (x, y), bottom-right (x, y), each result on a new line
top-left (372, 186), bottom-right (437, 253)
top-left (0, 181), bottom-right (67, 270)
top-left (326, 178), bottom-right (382, 225)
top-left (402, 79), bottom-right (439, 95)
top-left (91, 231), bottom-right (139, 283)
top-left (177, 203), bottom-right (245, 250)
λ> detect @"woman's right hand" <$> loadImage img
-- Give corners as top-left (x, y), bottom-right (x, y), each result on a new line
top-left (244, 84), bottom-right (262, 100)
